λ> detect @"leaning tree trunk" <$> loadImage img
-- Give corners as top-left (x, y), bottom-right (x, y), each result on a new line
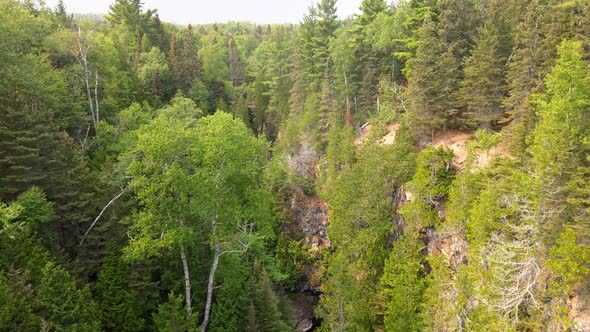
top-left (201, 241), bottom-right (220, 332)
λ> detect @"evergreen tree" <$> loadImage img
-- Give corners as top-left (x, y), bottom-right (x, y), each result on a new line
top-left (0, 270), bottom-right (40, 331)
top-left (406, 16), bottom-right (459, 138)
top-left (176, 25), bottom-right (201, 95)
top-left (380, 235), bottom-right (426, 332)
top-left (530, 40), bottom-right (590, 242)
top-left (106, 0), bottom-right (157, 71)
top-left (438, 0), bottom-right (480, 65)
top-left (459, 23), bottom-right (507, 129)
top-left (53, 0), bottom-right (73, 28)
top-left (350, 0), bottom-right (387, 119)
top-left (320, 129), bottom-right (416, 330)
top-left (228, 36), bottom-right (245, 86)
top-left (153, 292), bottom-right (192, 332)
top-left (96, 242), bottom-right (144, 331)
top-left (300, 0), bottom-right (339, 86)
top-left (318, 63), bottom-right (338, 147)
top-left (0, 102), bottom-right (60, 199)
top-left (38, 262), bottom-right (100, 331)
top-left (502, 0), bottom-right (546, 157)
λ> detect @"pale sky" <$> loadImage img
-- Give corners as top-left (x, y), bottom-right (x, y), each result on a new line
top-left (44, 0), bottom-right (363, 24)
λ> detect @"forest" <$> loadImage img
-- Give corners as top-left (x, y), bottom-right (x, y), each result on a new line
top-left (0, 0), bottom-right (589, 330)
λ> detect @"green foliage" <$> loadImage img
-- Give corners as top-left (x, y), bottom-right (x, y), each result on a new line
top-left (466, 129), bottom-right (501, 165)
top-left (153, 292), bottom-right (193, 332)
top-left (1, 0), bottom-right (590, 330)
top-left (502, 0), bottom-right (545, 157)
top-left (529, 39), bottom-right (590, 245)
top-left (273, 236), bottom-right (307, 290)
top-left (530, 40), bottom-right (590, 182)
top-left (380, 235), bottom-right (426, 332)
top-left (14, 187), bottom-right (53, 228)
top-left (38, 262), bottom-right (100, 331)
top-left (208, 256), bottom-right (250, 332)
top-left (420, 254), bottom-right (460, 331)
top-left (0, 270), bottom-right (39, 331)
top-left (402, 147), bottom-right (454, 228)
top-left (547, 228), bottom-right (590, 294)
top-left (320, 130), bottom-right (416, 330)
top-left (406, 16), bottom-right (459, 135)
top-left (263, 154), bottom-right (290, 198)
top-left (139, 46), bottom-right (172, 102)
top-left (96, 242), bottom-right (144, 331)
top-left (460, 23), bottom-right (507, 129)
top-left (0, 187), bottom-right (52, 239)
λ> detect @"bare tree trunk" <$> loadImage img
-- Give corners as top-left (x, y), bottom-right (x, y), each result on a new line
top-left (180, 247), bottom-right (192, 316)
top-left (377, 96), bottom-right (380, 114)
top-left (94, 71), bottom-right (99, 124)
top-left (345, 95), bottom-right (353, 127)
top-left (80, 187), bottom-right (127, 245)
top-left (201, 241), bottom-right (220, 332)
top-left (71, 25), bottom-right (99, 131)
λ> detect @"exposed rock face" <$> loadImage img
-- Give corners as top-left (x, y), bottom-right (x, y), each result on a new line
top-left (281, 186), bottom-right (329, 330)
top-left (569, 286), bottom-right (590, 331)
top-left (287, 186), bottom-right (330, 250)
top-left (289, 293), bottom-right (317, 332)
top-left (425, 228), bottom-right (468, 272)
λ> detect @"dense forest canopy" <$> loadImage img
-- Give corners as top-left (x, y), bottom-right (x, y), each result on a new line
top-left (1, 0), bottom-right (589, 331)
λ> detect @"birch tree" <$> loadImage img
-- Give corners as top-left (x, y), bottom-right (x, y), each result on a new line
top-left (188, 112), bottom-right (272, 332)
top-left (124, 99), bottom-right (204, 324)
top-left (125, 107), bottom-right (272, 331)
top-left (68, 26), bottom-right (100, 133)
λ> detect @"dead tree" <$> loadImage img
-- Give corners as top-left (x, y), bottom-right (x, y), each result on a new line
top-left (69, 26), bottom-right (100, 136)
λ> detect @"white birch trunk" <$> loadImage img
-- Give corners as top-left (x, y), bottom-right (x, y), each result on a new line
top-left (180, 247), bottom-right (192, 316)
top-left (201, 241), bottom-right (220, 332)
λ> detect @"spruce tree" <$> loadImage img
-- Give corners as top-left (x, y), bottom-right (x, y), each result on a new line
top-left (530, 40), bottom-right (590, 241)
top-left (0, 102), bottom-right (57, 199)
top-left (459, 23), bottom-right (507, 129)
top-left (38, 262), bottom-right (100, 331)
top-left (96, 242), bottom-right (144, 331)
top-left (438, 0), bottom-right (480, 65)
top-left (503, 0), bottom-right (545, 157)
top-left (175, 25), bottom-right (201, 95)
top-left (380, 235), bottom-right (426, 332)
top-left (318, 63), bottom-right (338, 148)
top-left (406, 16), bottom-right (459, 138)
top-left (348, 0), bottom-right (387, 120)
